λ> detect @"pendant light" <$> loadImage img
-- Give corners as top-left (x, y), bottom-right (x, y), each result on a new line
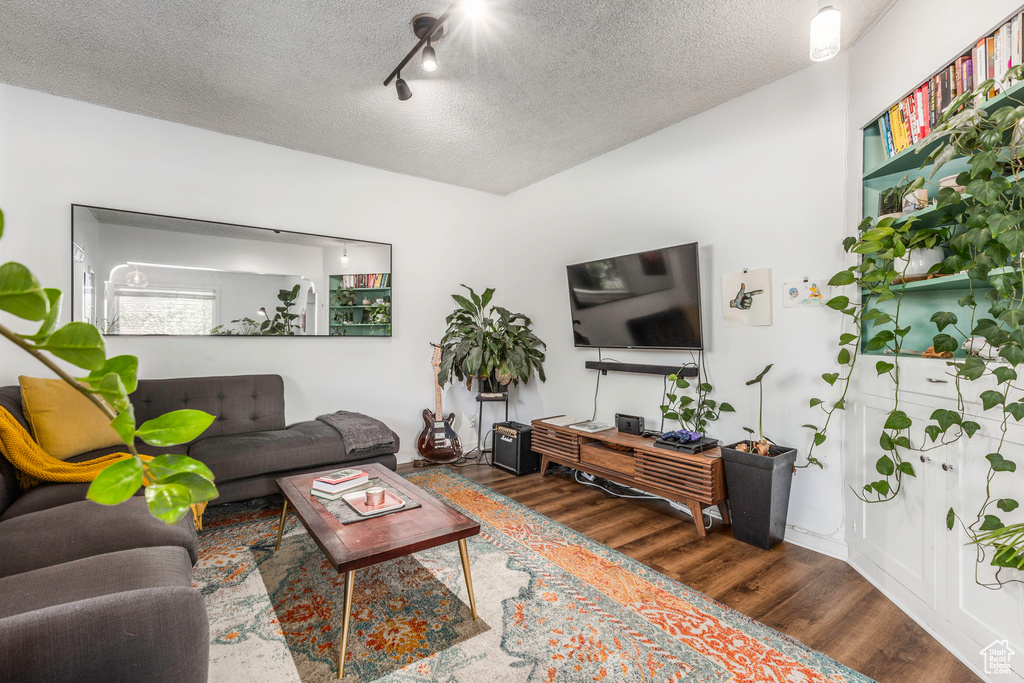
top-left (125, 265), bottom-right (149, 288)
top-left (422, 40), bottom-right (438, 72)
top-left (810, 2), bottom-right (841, 62)
top-left (341, 244), bottom-right (350, 268)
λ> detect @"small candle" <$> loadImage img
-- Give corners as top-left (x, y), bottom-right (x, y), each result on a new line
top-left (364, 487), bottom-right (386, 506)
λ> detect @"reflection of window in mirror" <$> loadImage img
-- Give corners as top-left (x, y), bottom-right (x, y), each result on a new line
top-left (72, 205), bottom-right (392, 337)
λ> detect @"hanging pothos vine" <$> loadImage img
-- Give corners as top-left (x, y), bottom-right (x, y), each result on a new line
top-left (806, 67), bottom-right (1024, 589)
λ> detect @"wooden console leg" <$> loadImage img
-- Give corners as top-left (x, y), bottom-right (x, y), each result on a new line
top-left (688, 501), bottom-right (708, 537)
top-left (717, 501), bottom-right (731, 526)
top-left (539, 455), bottom-right (550, 477)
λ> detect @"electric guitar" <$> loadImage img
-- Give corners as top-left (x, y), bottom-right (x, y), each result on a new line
top-left (416, 346), bottom-right (463, 463)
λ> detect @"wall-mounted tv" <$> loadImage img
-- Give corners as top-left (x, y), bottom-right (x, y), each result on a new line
top-left (566, 243), bottom-right (702, 350)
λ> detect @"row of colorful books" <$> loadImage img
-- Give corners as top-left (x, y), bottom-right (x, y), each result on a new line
top-left (335, 273), bottom-right (391, 289)
top-left (876, 12), bottom-right (1024, 160)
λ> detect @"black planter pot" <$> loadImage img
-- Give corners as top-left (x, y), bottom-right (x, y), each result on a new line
top-left (477, 376), bottom-right (510, 394)
top-left (720, 442), bottom-right (797, 550)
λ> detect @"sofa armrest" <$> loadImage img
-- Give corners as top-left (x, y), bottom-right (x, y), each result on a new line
top-left (0, 586), bottom-right (209, 683)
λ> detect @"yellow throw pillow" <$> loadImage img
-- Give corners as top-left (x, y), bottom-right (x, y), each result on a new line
top-left (19, 376), bottom-right (123, 460)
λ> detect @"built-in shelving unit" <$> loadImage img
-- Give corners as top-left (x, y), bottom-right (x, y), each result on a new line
top-left (328, 275), bottom-right (392, 337)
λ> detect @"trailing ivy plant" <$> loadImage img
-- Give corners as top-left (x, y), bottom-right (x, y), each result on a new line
top-left (660, 358), bottom-right (734, 434)
top-left (806, 68), bottom-right (1024, 588)
top-left (0, 208), bottom-right (218, 525)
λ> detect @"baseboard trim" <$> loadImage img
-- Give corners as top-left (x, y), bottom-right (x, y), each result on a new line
top-left (783, 526), bottom-right (849, 561)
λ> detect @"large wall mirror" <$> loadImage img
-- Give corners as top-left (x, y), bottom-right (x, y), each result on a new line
top-left (71, 205), bottom-right (392, 337)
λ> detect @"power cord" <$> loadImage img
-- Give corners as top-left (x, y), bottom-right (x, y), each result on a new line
top-left (453, 428), bottom-right (496, 467)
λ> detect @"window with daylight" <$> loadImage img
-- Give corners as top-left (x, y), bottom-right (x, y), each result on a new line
top-left (112, 286), bottom-right (217, 335)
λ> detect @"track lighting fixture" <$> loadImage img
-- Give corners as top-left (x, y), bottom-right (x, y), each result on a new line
top-left (421, 40), bottom-right (438, 72)
top-left (383, 0), bottom-right (485, 101)
top-left (395, 72), bottom-right (413, 101)
top-left (810, 2), bottom-right (841, 62)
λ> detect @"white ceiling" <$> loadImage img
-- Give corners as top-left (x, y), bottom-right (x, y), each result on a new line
top-left (0, 1), bottom-right (894, 195)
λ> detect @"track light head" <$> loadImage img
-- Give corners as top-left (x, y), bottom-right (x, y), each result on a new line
top-left (396, 73), bottom-right (413, 101)
top-left (462, 0), bottom-right (486, 20)
top-left (421, 43), bottom-right (438, 72)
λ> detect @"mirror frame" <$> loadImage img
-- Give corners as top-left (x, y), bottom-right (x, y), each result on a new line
top-left (70, 204), bottom-right (394, 338)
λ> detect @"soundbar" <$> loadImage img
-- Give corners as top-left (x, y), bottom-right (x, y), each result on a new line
top-left (585, 361), bottom-right (698, 377)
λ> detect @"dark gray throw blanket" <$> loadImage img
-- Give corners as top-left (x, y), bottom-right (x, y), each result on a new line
top-left (316, 411), bottom-right (396, 454)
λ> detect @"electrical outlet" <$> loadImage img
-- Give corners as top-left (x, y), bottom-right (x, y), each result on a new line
top-left (466, 413), bottom-right (477, 429)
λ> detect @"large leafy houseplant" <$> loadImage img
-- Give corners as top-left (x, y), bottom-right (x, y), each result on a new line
top-left (0, 208), bottom-right (218, 525)
top-left (212, 284), bottom-right (301, 335)
top-left (808, 67), bottom-right (1024, 587)
top-left (437, 285), bottom-right (546, 390)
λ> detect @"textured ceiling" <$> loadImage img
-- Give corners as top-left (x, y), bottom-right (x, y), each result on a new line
top-left (0, 0), bottom-right (894, 195)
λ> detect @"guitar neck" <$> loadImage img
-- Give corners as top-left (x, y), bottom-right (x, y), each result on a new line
top-left (433, 365), bottom-right (444, 420)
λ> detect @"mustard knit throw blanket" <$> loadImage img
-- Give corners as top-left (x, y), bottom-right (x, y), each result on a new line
top-left (0, 408), bottom-right (206, 529)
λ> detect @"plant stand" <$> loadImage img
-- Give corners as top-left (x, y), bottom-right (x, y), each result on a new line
top-left (720, 444), bottom-right (797, 550)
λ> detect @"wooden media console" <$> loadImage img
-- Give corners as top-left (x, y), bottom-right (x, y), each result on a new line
top-left (531, 418), bottom-right (729, 537)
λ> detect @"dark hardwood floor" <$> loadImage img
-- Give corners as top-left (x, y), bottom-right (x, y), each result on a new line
top-left (400, 461), bottom-right (980, 683)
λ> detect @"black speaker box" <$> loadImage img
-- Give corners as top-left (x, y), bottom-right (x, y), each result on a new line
top-left (492, 421), bottom-right (537, 475)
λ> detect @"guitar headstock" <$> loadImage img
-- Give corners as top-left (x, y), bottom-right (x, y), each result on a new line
top-left (431, 344), bottom-right (443, 368)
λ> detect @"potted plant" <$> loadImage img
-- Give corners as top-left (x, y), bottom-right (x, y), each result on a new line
top-left (437, 285), bottom-right (546, 393)
top-left (660, 361), bottom-right (734, 436)
top-left (720, 364), bottom-right (797, 550)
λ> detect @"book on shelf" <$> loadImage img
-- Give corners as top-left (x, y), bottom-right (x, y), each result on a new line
top-left (333, 273), bottom-right (392, 289)
top-left (874, 11), bottom-right (1024, 162)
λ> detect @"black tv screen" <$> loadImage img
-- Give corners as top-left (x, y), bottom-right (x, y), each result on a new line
top-left (566, 243), bottom-right (702, 350)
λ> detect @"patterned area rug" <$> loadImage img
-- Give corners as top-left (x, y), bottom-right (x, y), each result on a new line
top-left (196, 468), bottom-right (873, 682)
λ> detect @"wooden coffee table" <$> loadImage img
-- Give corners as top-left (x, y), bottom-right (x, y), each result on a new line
top-left (274, 463), bottom-right (480, 679)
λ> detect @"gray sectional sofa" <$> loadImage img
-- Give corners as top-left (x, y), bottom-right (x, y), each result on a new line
top-left (0, 374), bottom-right (400, 682)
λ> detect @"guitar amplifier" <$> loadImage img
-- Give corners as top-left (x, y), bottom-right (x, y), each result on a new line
top-left (492, 421), bottom-right (537, 475)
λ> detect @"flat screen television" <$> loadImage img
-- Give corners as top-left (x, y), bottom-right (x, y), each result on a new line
top-left (566, 243), bottom-right (702, 350)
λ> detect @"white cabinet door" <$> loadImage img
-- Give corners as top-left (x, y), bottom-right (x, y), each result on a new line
top-left (853, 393), bottom-right (945, 612)
top-left (944, 414), bottom-right (1024, 679)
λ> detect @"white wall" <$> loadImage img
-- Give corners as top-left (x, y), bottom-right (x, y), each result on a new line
top-left (0, 84), bottom-right (504, 458)
top-left (500, 56), bottom-right (853, 556)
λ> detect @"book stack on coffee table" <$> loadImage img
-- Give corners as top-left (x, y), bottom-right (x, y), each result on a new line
top-left (310, 469), bottom-right (370, 501)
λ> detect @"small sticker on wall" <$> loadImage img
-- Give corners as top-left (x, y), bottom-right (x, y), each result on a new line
top-left (722, 268), bottom-right (772, 327)
top-left (783, 279), bottom-right (828, 308)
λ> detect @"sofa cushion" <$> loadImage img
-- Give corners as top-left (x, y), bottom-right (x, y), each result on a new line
top-left (0, 386), bottom-right (28, 517)
top-left (188, 419), bottom-right (374, 483)
top-left (0, 497), bottom-right (198, 577)
top-left (19, 376), bottom-right (122, 460)
top-left (132, 374), bottom-right (285, 444)
top-left (0, 546), bottom-right (193, 619)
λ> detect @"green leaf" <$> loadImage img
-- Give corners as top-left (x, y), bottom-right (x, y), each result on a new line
top-left (109, 407), bottom-right (136, 444)
top-left (871, 480), bottom-right (892, 497)
top-left (822, 372), bottom-right (839, 386)
top-left (981, 390), bottom-right (1005, 411)
top-left (930, 311), bottom-right (958, 332)
top-left (925, 425), bottom-right (941, 442)
top-left (999, 343), bottom-right (1024, 366)
top-left (746, 364), bottom-right (773, 385)
top-left (876, 455), bottom-right (896, 476)
top-left (962, 421), bottom-right (981, 437)
top-left (930, 409), bottom-right (961, 430)
top-left (826, 296), bottom-right (850, 310)
top-left (838, 348), bottom-right (851, 365)
top-left (839, 333), bottom-right (858, 346)
top-left (135, 409), bottom-right (216, 447)
top-left (932, 334), bottom-right (959, 354)
top-left (987, 453), bottom-right (1017, 472)
top-left (37, 322), bottom-right (106, 371)
top-left (828, 270), bottom-right (856, 286)
top-left (86, 355), bottom-right (139, 394)
top-left (898, 461), bottom-right (916, 476)
top-left (160, 472), bottom-right (218, 505)
top-left (959, 356), bottom-right (987, 381)
top-left (994, 367), bottom-right (1018, 385)
top-left (145, 453), bottom-right (215, 483)
top-left (86, 458), bottom-right (143, 505)
top-left (879, 432), bottom-right (894, 450)
top-left (958, 293), bottom-right (977, 308)
top-left (884, 410), bottom-right (912, 430)
top-left (813, 432), bottom-right (826, 446)
top-left (809, 398), bottom-right (824, 408)
top-left (1005, 402), bottom-right (1024, 421)
top-left (719, 402), bottom-right (735, 413)
top-left (947, 507), bottom-right (955, 530)
top-left (22, 289), bottom-right (62, 342)
top-left (998, 499), bottom-right (1020, 513)
top-left (980, 515), bottom-right (1005, 532)
top-left (0, 262), bottom-right (49, 321)
top-left (876, 361), bottom-right (895, 375)
top-left (0, 207), bottom-right (4, 238)
top-left (144, 483), bottom-right (193, 525)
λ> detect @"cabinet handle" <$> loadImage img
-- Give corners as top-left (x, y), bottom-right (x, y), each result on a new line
top-left (926, 378), bottom-right (949, 384)
top-left (942, 463), bottom-right (954, 472)
top-left (920, 455), bottom-right (930, 463)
